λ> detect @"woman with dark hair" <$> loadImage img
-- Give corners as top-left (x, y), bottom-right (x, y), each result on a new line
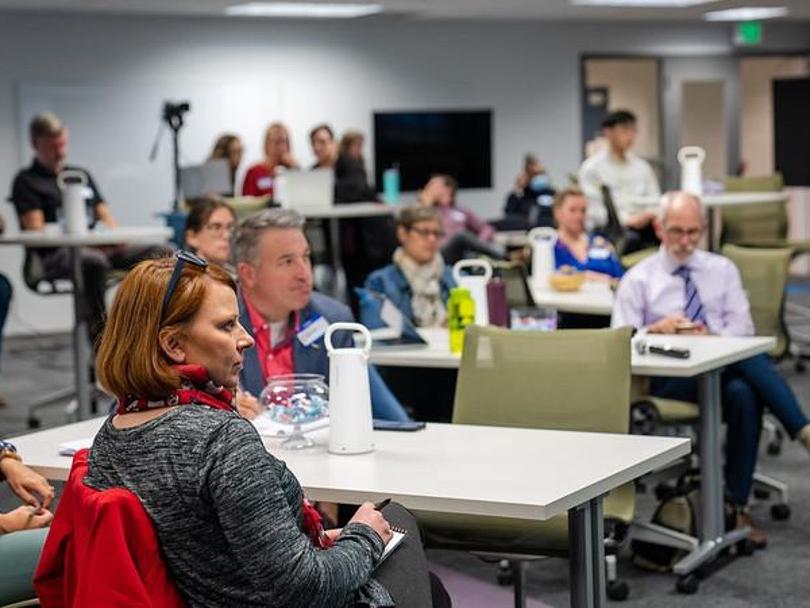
top-left (210, 134), bottom-right (244, 195)
top-left (80, 255), bottom-right (450, 608)
top-left (184, 195), bottom-right (236, 269)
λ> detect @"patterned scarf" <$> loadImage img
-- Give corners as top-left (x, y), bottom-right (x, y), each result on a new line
top-left (115, 364), bottom-right (334, 549)
top-left (393, 247), bottom-right (448, 327)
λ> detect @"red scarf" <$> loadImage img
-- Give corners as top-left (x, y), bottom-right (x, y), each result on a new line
top-left (115, 364), bottom-right (333, 549)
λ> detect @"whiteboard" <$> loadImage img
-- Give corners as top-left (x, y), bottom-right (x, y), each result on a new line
top-left (16, 80), bottom-right (282, 225)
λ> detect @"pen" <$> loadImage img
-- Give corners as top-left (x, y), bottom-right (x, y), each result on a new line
top-left (374, 498), bottom-right (391, 511)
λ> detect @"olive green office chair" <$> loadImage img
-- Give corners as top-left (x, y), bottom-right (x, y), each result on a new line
top-left (415, 325), bottom-right (652, 604)
top-left (720, 174), bottom-right (810, 254)
top-left (0, 527), bottom-right (48, 607)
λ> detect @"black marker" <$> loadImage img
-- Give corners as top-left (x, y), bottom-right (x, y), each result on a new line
top-left (374, 498), bottom-right (391, 511)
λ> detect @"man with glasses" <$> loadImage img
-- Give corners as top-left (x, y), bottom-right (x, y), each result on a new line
top-left (612, 191), bottom-right (810, 549)
top-left (233, 208), bottom-right (411, 422)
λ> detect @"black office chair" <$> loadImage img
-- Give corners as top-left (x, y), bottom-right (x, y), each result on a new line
top-left (22, 249), bottom-right (112, 428)
top-left (599, 184), bottom-right (627, 254)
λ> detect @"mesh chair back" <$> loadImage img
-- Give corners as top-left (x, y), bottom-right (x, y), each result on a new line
top-left (453, 325), bottom-right (632, 433)
top-left (722, 244), bottom-right (792, 358)
top-left (721, 174), bottom-right (787, 246)
top-left (600, 185), bottom-right (626, 252)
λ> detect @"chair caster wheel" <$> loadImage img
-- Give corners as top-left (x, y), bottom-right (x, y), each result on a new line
top-left (676, 574), bottom-right (700, 594)
top-left (27, 417), bottom-right (41, 429)
top-left (737, 539), bottom-right (755, 556)
top-left (607, 580), bottom-right (630, 601)
top-left (496, 562), bottom-right (513, 586)
top-left (766, 441), bottom-right (782, 456)
top-left (753, 488), bottom-right (771, 500)
top-left (771, 503), bottom-right (791, 521)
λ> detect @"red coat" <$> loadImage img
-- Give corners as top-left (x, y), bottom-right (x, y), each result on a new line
top-left (34, 449), bottom-right (185, 607)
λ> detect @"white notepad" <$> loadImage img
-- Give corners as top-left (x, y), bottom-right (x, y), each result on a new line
top-left (58, 438), bottom-right (93, 456)
top-left (377, 526), bottom-right (408, 568)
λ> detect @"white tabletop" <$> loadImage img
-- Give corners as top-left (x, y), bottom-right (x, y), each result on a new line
top-left (298, 202), bottom-right (396, 219)
top-left (0, 226), bottom-right (173, 248)
top-left (6, 418), bottom-right (689, 521)
top-left (629, 191), bottom-right (788, 211)
top-left (630, 334), bottom-right (775, 377)
top-left (530, 280), bottom-right (614, 316)
top-left (370, 327), bottom-right (459, 368)
top-left (370, 327), bottom-right (776, 379)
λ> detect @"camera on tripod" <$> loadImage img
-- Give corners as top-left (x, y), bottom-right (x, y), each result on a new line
top-left (162, 101), bottom-right (190, 124)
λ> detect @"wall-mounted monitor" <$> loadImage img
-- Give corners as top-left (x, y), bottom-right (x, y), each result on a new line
top-left (373, 110), bottom-right (492, 191)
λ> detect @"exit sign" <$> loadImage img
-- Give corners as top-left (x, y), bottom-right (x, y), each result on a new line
top-left (736, 21), bottom-right (763, 46)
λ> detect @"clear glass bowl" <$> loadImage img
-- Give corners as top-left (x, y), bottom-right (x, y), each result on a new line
top-left (260, 373), bottom-right (329, 449)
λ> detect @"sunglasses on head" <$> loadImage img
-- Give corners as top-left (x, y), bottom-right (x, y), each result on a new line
top-left (160, 250), bottom-right (208, 322)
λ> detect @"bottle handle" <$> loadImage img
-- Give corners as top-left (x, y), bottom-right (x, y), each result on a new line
top-left (452, 258), bottom-right (493, 284)
top-left (325, 322), bottom-right (372, 358)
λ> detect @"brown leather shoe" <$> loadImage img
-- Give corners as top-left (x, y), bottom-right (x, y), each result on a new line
top-left (736, 510), bottom-right (768, 550)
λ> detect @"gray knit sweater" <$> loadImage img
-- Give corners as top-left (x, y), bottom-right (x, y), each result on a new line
top-left (85, 406), bottom-right (394, 607)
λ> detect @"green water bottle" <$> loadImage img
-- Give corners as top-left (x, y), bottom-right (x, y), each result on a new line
top-left (448, 287), bottom-right (476, 354)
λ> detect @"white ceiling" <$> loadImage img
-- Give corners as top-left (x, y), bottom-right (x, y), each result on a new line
top-left (0, 0), bottom-right (808, 22)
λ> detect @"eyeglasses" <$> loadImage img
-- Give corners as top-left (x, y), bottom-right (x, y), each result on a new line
top-left (160, 250), bottom-right (208, 322)
top-left (665, 227), bottom-right (703, 239)
top-left (203, 222), bottom-right (234, 235)
top-left (409, 227), bottom-right (445, 239)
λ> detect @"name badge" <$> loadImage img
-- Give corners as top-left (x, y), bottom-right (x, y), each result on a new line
top-left (257, 176), bottom-right (273, 190)
top-left (297, 315), bottom-right (329, 347)
top-left (590, 247), bottom-right (611, 260)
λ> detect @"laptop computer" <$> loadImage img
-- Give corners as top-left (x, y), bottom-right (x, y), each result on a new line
top-left (180, 159), bottom-right (231, 199)
top-left (277, 168), bottom-right (334, 210)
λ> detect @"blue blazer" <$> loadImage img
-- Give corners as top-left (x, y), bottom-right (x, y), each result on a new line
top-left (363, 263), bottom-right (455, 325)
top-left (238, 290), bottom-right (411, 421)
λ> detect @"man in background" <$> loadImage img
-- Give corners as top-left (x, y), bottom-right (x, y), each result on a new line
top-left (578, 110), bottom-right (660, 253)
top-left (9, 112), bottom-right (171, 342)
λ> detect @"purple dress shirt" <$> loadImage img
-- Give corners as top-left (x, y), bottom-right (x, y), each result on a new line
top-left (436, 204), bottom-right (494, 246)
top-left (611, 247), bottom-right (754, 337)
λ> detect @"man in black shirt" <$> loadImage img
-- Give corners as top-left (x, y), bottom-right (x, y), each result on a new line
top-left (9, 113), bottom-right (171, 342)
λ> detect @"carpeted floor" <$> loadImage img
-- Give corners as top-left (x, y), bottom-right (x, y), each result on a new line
top-left (2, 324), bottom-right (810, 607)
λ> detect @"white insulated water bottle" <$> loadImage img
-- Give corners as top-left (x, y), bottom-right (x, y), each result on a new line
top-left (57, 170), bottom-right (89, 235)
top-left (678, 146), bottom-right (706, 197)
top-left (452, 259), bottom-right (492, 327)
top-left (529, 227), bottom-right (557, 286)
top-left (325, 322), bottom-right (375, 455)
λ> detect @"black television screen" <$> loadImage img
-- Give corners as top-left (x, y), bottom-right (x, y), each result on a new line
top-left (373, 110), bottom-right (492, 191)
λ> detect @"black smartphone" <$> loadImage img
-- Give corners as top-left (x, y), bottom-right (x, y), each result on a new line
top-left (373, 420), bottom-right (427, 432)
top-left (649, 345), bottom-right (691, 359)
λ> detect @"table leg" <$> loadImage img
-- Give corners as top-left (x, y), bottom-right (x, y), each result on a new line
top-left (328, 217), bottom-right (348, 303)
top-left (70, 247), bottom-right (91, 421)
top-left (569, 495), bottom-right (606, 608)
top-left (673, 369), bottom-right (749, 575)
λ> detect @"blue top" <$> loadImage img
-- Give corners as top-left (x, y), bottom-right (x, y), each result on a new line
top-left (238, 290), bottom-right (411, 422)
top-left (363, 263), bottom-right (455, 325)
top-left (554, 234), bottom-right (624, 279)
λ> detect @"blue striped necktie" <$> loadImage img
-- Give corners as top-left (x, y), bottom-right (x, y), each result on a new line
top-left (673, 265), bottom-right (707, 324)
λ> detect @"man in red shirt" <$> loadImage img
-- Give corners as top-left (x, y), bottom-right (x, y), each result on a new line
top-left (233, 208), bottom-right (410, 422)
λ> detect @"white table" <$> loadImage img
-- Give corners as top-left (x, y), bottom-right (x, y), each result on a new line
top-left (6, 419), bottom-right (689, 608)
top-left (370, 329), bottom-right (776, 583)
top-left (628, 191), bottom-right (789, 251)
top-left (530, 280), bottom-right (614, 316)
top-left (300, 202), bottom-right (396, 302)
top-left (0, 226), bottom-right (173, 420)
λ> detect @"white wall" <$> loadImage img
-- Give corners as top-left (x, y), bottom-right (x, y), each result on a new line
top-left (2, 12), bottom-right (810, 335)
